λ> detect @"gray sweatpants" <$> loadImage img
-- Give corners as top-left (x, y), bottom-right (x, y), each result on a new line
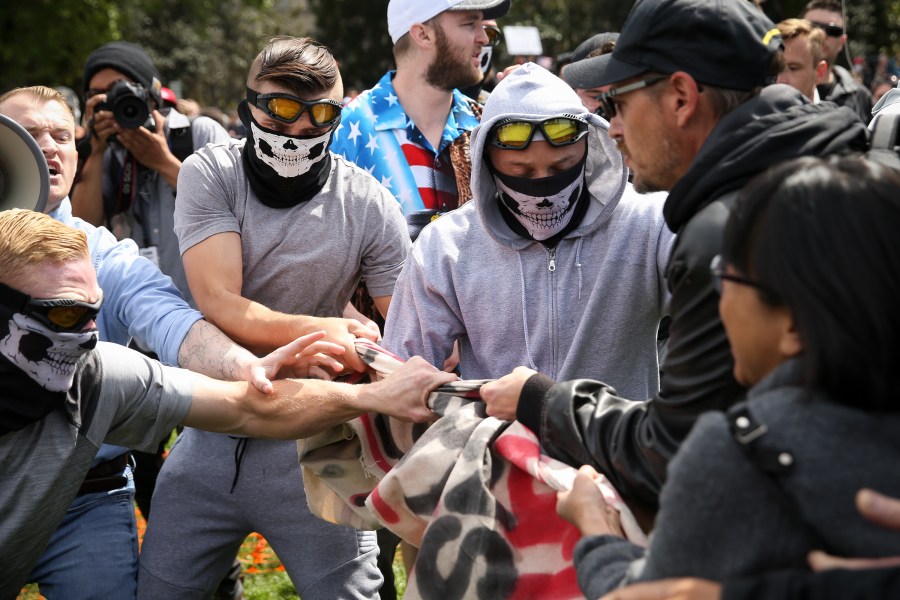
top-left (137, 428), bottom-right (381, 599)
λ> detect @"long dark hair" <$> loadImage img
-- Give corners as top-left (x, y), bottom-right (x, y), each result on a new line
top-left (722, 155), bottom-right (900, 410)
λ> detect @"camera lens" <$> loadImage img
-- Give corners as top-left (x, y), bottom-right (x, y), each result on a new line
top-left (114, 97), bottom-right (150, 129)
top-left (107, 81), bottom-right (151, 130)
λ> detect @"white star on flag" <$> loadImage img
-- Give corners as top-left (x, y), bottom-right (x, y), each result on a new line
top-left (365, 133), bottom-right (379, 156)
top-left (385, 92), bottom-right (399, 107)
top-left (380, 175), bottom-right (393, 189)
top-left (347, 120), bottom-right (362, 144)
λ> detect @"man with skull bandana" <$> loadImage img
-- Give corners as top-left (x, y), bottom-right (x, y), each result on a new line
top-left (383, 63), bottom-right (673, 404)
top-left (0, 84), bottom-right (367, 599)
top-left (0, 209), bottom-right (454, 598)
top-left (137, 37), bottom-right (411, 599)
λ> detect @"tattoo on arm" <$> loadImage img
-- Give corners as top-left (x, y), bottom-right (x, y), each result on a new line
top-left (177, 320), bottom-right (250, 381)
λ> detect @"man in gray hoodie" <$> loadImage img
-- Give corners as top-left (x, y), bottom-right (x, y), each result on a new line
top-left (383, 63), bottom-right (673, 400)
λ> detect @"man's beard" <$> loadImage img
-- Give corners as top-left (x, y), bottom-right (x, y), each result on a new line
top-left (425, 25), bottom-right (482, 91)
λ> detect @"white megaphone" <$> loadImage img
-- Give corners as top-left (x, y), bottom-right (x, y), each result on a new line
top-left (0, 113), bottom-right (49, 213)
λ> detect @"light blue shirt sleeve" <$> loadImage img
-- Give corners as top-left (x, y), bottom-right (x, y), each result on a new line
top-left (51, 198), bottom-right (202, 367)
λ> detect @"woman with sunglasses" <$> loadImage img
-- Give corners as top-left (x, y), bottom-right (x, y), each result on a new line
top-left (557, 155), bottom-right (900, 599)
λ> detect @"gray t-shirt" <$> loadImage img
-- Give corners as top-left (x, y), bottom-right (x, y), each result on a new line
top-left (0, 342), bottom-right (194, 595)
top-left (174, 141), bottom-right (410, 315)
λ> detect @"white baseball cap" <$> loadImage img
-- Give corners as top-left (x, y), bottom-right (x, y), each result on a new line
top-left (387, 0), bottom-right (510, 44)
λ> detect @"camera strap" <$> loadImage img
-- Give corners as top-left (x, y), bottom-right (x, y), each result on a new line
top-left (112, 153), bottom-right (139, 216)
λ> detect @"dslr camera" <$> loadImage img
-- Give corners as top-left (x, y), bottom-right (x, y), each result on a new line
top-left (96, 80), bottom-right (156, 131)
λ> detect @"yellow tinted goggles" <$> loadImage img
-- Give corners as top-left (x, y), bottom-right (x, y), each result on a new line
top-left (246, 87), bottom-right (341, 127)
top-left (491, 117), bottom-right (588, 150)
top-left (0, 282), bottom-right (103, 332)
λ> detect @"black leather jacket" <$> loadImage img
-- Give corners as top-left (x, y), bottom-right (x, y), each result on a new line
top-left (818, 65), bottom-right (874, 126)
top-left (516, 85), bottom-right (869, 513)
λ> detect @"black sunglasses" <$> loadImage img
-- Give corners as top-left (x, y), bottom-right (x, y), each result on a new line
top-left (491, 116), bottom-right (589, 150)
top-left (809, 21), bottom-right (844, 37)
top-left (0, 282), bottom-right (103, 332)
top-left (709, 255), bottom-right (775, 295)
top-left (595, 75), bottom-right (669, 120)
top-left (484, 24), bottom-right (502, 47)
top-left (246, 87), bottom-right (342, 127)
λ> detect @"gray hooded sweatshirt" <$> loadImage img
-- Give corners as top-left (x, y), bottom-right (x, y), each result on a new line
top-left (383, 63), bottom-right (674, 398)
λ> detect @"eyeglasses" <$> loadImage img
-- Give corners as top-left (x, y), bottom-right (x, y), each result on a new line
top-left (595, 75), bottom-right (669, 120)
top-left (484, 24), bottom-right (502, 47)
top-left (491, 116), bottom-right (589, 150)
top-left (709, 255), bottom-right (773, 295)
top-left (246, 87), bottom-right (342, 127)
top-left (0, 282), bottom-right (103, 332)
top-left (809, 21), bottom-right (844, 37)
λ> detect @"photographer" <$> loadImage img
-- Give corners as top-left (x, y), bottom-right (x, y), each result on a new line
top-left (71, 41), bottom-right (229, 307)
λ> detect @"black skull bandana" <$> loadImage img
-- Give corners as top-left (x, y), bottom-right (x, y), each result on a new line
top-left (0, 303), bottom-right (98, 435)
top-left (492, 153), bottom-right (588, 241)
top-left (238, 99), bottom-right (334, 209)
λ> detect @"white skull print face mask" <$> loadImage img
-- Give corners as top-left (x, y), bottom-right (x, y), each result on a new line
top-left (0, 313), bottom-right (98, 393)
top-left (493, 158), bottom-right (587, 241)
top-left (249, 121), bottom-right (332, 178)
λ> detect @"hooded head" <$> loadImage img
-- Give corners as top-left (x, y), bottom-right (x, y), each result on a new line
top-left (470, 63), bottom-right (627, 247)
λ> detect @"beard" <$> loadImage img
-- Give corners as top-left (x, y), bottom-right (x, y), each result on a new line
top-left (425, 25), bottom-right (482, 91)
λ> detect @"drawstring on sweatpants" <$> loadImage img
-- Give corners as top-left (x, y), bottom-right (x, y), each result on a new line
top-left (230, 437), bottom-right (249, 493)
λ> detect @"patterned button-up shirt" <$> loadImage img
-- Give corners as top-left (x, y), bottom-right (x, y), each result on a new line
top-left (331, 71), bottom-right (481, 215)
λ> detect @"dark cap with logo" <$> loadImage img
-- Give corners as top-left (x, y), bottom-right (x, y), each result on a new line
top-left (590, 0), bottom-right (782, 91)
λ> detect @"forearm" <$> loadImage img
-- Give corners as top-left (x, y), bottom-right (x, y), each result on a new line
top-left (197, 288), bottom-right (325, 354)
top-left (177, 319), bottom-right (258, 382)
top-left (70, 152), bottom-right (106, 225)
top-left (186, 376), bottom-right (367, 439)
top-left (156, 155), bottom-right (181, 189)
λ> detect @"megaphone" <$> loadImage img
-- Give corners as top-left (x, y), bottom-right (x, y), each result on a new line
top-left (0, 113), bottom-right (49, 213)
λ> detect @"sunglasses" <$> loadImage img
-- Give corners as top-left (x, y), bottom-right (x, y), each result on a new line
top-left (595, 75), bottom-right (669, 120)
top-left (809, 21), bottom-right (844, 37)
top-left (484, 24), bottom-right (502, 47)
top-left (0, 282), bottom-right (103, 332)
top-left (246, 87), bottom-right (342, 127)
top-left (491, 116), bottom-right (588, 150)
top-left (709, 255), bottom-right (774, 296)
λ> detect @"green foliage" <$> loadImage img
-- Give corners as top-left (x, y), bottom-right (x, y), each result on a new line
top-left (309, 0), bottom-right (395, 91)
top-left (0, 0), bottom-right (120, 93)
top-left (4, 0), bottom-right (900, 108)
top-left (244, 570), bottom-right (299, 600)
top-left (116, 0), bottom-right (307, 110)
top-left (499, 0), bottom-right (632, 64)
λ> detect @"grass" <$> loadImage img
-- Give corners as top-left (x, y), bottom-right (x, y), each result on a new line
top-left (19, 509), bottom-right (407, 600)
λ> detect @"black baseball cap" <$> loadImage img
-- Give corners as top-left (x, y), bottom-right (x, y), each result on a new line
top-left (562, 32), bottom-right (620, 89)
top-left (591, 0), bottom-right (783, 91)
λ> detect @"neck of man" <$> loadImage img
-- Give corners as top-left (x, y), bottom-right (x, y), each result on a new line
top-left (393, 63), bottom-right (455, 150)
top-left (823, 61), bottom-right (838, 85)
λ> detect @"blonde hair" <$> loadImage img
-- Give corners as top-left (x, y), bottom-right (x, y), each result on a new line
top-left (777, 18), bottom-right (827, 66)
top-left (0, 210), bottom-right (88, 287)
top-left (0, 86), bottom-right (75, 121)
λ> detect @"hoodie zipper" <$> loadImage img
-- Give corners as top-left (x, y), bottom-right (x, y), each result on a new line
top-left (548, 245), bottom-right (558, 376)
